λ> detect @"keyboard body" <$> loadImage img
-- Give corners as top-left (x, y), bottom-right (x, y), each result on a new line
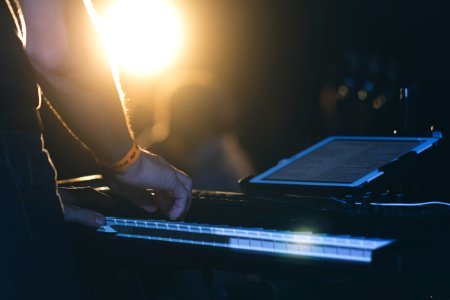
top-left (68, 187), bottom-right (450, 278)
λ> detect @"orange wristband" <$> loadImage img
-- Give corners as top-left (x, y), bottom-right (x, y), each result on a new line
top-left (104, 142), bottom-right (141, 172)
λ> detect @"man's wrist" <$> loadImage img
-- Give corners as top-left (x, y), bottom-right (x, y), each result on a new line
top-left (101, 141), bottom-right (141, 173)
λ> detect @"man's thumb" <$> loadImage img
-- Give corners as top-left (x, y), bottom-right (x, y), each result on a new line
top-left (64, 204), bottom-right (106, 227)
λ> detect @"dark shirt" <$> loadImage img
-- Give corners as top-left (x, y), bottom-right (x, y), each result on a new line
top-left (0, 0), bottom-right (40, 116)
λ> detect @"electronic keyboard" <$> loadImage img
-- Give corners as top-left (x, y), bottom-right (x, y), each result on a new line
top-left (98, 217), bottom-right (395, 265)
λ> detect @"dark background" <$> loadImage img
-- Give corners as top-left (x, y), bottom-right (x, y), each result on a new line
top-left (42, 0), bottom-right (450, 191)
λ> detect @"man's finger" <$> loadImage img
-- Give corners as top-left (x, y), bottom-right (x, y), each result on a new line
top-left (64, 204), bottom-right (106, 227)
top-left (154, 191), bottom-right (173, 216)
top-left (172, 168), bottom-right (192, 219)
top-left (173, 168), bottom-right (193, 193)
top-left (168, 183), bottom-right (190, 220)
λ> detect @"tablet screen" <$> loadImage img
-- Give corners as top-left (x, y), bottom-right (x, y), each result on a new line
top-left (250, 136), bottom-right (439, 187)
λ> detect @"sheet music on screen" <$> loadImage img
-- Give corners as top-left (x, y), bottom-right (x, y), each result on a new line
top-left (265, 140), bottom-right (421, 184)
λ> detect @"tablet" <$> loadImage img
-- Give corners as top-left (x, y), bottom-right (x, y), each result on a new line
top-left (245, 136), bottom-right (440, 194)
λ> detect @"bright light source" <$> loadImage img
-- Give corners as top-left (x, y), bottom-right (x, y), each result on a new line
top-left (98, 0), bottom-right (184, 75)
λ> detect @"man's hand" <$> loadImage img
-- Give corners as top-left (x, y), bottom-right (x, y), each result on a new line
top-left (59, 187), bottom-right (107, 227)
top-left (105, 149), bottom-right (192, 220)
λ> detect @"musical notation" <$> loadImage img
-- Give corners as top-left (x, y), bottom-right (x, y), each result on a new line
top-left (98, 217), bottom-right (394, 264)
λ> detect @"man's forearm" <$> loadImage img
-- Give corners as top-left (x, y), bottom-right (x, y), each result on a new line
top-left (20, 0), bottom-right (134, 163)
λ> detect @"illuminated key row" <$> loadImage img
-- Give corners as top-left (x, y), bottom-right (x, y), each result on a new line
top-left (98, 217), bottom-right (395, 263)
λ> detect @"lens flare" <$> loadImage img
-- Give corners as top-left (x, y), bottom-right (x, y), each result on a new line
top-left (98, 0), bottom-right (184, 75)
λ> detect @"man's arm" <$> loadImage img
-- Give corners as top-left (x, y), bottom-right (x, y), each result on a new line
top-left (19, 0), bottom-right (192, 220)
top-left (21, 0), bottom-right (133, 162)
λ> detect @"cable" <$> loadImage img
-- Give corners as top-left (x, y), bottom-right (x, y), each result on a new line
top-left (330, 197), bottom-right (450, 207)
top-left (369, 201), bottom-right (450, 207)
top-left (290, 194), bottom-right (450, 207)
